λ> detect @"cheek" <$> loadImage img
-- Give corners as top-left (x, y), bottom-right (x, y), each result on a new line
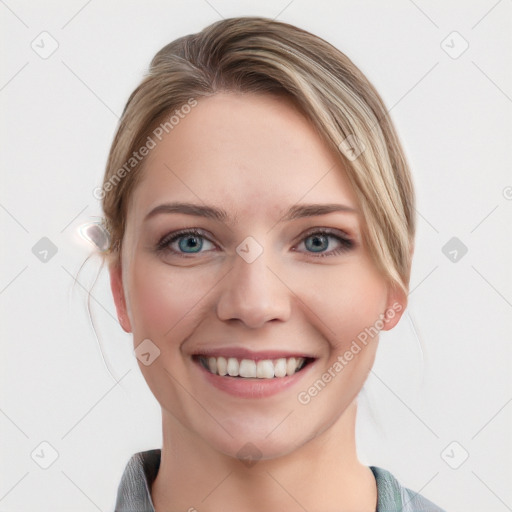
top-left (127, 257), bottom-right (217, 342)
top-left (125, 258), bottom-right (219, 413)
top-left (298, 261), bottom-right (388, 350)
top-left (290, 266), bottom-right (386, 423)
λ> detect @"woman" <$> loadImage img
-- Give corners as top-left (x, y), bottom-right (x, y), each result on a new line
top-left (101, 16), bottom-right (445, 511)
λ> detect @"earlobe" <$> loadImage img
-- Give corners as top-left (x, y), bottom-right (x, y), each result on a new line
top-left (381, 285), bottom-right (407, 331)
top-left (109, 259), bottom-right (132, 333)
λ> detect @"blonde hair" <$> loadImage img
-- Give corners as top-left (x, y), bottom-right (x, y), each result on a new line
top-left (101, 16), bottom-right (415, 294)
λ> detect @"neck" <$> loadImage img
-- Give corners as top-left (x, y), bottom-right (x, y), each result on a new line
top-left (151, 400), bottom-right (377, 512)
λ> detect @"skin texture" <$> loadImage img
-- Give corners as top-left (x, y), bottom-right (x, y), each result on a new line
top-left (109, 92), bottom-right (406, 511)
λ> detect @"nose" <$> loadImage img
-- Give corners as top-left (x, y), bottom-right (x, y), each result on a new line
top-left (215, 248), bottom-right (292, 329)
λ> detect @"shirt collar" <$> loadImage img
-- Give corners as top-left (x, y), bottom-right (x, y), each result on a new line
top-left (114, 449), bottom-right (443, 512)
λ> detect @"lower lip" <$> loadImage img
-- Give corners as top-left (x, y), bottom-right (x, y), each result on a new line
top-left (194, 359), bottom-right (315, 399)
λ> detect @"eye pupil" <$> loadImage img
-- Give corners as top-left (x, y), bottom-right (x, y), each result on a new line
top-left (306, 234), bottom-right (328, 252)
top-left (179, 236), bottom-right (202, 253)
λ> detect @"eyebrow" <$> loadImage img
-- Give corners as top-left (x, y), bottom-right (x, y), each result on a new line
top-left (144, 201), bottom-right (357, 224)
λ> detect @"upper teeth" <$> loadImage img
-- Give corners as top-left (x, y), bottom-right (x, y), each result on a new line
top-left (200, 356), bottom-right (306, 379)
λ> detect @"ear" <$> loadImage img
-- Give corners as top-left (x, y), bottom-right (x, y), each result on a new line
top-left (381, 283), bottom-right (407, 331)
top-left (109, 258), bottom-right (132, 333)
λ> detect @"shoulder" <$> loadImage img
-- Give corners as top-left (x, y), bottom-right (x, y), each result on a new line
top-left (370, 466), bottom-right (446, 512)
top-left (115, 449), bottom-right (161, 512)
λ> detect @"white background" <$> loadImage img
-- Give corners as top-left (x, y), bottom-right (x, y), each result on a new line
top-left (1, 1), bottom-right (511, 511)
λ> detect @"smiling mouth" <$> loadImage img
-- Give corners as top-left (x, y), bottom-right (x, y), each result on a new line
top-left (195, 355), bottom-right (314, 379)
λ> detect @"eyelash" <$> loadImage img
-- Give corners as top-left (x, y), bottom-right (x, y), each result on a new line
top-left (156, 227), bottom-right (355, 259)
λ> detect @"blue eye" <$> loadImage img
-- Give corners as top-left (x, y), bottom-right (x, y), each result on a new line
top-left (156, 228), bottom-right (354, 259)
top-left (177, 234), bottom-right (204, 253)
top-left (305, 233), bottom-right (329, 252)
top-left (298, 230), bottom-right (353, 257)
top-left (157, 229), bottom-right (215, 256)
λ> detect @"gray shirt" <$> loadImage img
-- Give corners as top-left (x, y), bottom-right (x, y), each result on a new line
top-left (114, 449), bottom-right (446, 511)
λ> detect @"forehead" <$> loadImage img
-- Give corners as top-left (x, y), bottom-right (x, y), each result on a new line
top-left (129, 92), bottom-right (357, 221)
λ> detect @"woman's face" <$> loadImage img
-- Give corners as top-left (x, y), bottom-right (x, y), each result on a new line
top-left (110, 92), bottom-right (405, 460)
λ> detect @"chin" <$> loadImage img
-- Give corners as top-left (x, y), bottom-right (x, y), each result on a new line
top-left (195, 414), bottom-right (316, 465)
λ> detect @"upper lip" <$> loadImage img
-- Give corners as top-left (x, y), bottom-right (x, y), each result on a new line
top-left (191, 347), bottom-right (317, 361)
